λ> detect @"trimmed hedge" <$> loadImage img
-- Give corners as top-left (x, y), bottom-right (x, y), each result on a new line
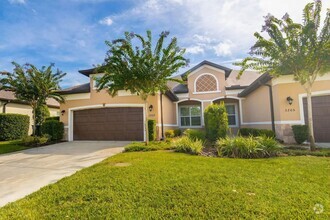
top-left (183, 129), bottom-right (206, 142)
top-left (41, 120), bottom-right (64, 141)
top-left (148, 120), bottom-right (156, 141)
top-left (239, 128), bottom-right (275, 138)
top-left (45, 116), bottom-right (60, 121)
top-left (291, 125), bottom-right (308, 144)
top-left (204, 103), bottom-right (228, 142)
top-left (0, 114), bottom-right (30, 141)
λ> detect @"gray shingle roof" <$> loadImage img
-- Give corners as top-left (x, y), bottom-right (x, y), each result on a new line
top-left (59, 83), bottom-right (91, 95)
top-left (173, 84), bottom-right (188, 94)
top-left (238, 73), bottom-right (272, 97)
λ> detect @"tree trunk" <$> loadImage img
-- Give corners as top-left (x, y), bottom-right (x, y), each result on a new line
top-left (145, 99), bottom-right (149, 145)
top-left (306, 86), bottom-right (316, 151)
top-left (32, 104), bottom-right (37, 137)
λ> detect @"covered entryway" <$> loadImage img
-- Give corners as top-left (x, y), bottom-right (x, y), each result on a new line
top-left (73, 107), bottom-right (144, 141)
top-left (303, 95), bottom-right (330, 142)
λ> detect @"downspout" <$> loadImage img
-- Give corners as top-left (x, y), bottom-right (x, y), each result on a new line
top-left (160, 93), bottom-right (165, 140)
top-left (2, 100), bottom-right (10, 113)
top-left (264, 84), bottom-right (276, 133)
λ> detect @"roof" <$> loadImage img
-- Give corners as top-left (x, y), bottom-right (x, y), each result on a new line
top-left (172, 84), bottom-right (188, 94)
top-left (0, 90), bottom-right (60, 108)
top-left (165, 90), bottom-right (179, 102)
top-left (59, 83), bottom-right (91, 95)
top-left (225, 70), bottom-right (261, 87)
top-left (78, 68), bottom-right (98, 77)
top-left (225, 85), bottom-right (248, 90)
top-left (238, 73), bottom-right (272, 97)
top-left (181, 60), bottom-right (232, 79)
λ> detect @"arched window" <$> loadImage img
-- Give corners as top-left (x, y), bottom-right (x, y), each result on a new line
top-left (194, 73), bottom-right (218, 93)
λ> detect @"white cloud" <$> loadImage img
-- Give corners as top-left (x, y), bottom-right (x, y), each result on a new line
top-left (213, 41), bottom-right (235, 56)
top-left (186, 45), bottom-right (204, 54)
top-left (8, 0), bottom-right (26, 4)
top-left (99, 16), bottom-right (113, 26)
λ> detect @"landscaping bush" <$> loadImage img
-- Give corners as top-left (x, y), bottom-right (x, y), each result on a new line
top-left (22, 135), bottom-right (49, 147)
top-left (45, 116), bottom-right (60, 121)
top-left (172, 136), bottom-right (203, 155)
top-left (204, 103), bottom-right (228, 142)
top-left (124, 141), bottom-right (173, 152)
top-left (41, 120), bottom-right (64, 141)
top-left (217, 136), bottom-right (281, 158)
top-left (165, 130), bottom-right (175, 138)
top-left (239, 128), bottom-right (275, 138)
top-left (0, 114), bottom-right (30, 141)
top-left (291, 125), bottom-right (308, 144)
top-left (173, 129), bottom-right (182, 137)
top-left (183, 129), bottom-right (206, 142)
top-left (165, 129), bottom-right (181, 138)
top-left (148, 120), bottom-right (156, 141)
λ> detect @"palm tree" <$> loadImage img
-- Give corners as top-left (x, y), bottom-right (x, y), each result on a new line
top-left (96, 30), bottom-right (188, 144)
top-left (0, 62), bottom-right (66, 136)
top-left (235, 0), bottom-right (330, 150)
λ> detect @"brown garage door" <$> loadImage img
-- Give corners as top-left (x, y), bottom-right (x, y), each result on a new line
top-left (303, 95), bottom-right (330, 142)
top-left (73, 107), bottom-right (144, 141)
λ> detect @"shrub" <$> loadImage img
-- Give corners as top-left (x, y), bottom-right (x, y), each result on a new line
top-left (165, 130), bottom-right (175, 138)
top-left (239, 128), bottom-right (275, 138)
top-left (22, 135), bottom-right (49, 147)
top-left (148, 120), bottom-right (156, 141)
top-left (172, 136), bottom-right (203, 155)
top-left (124, 141), bottom-right (173, 152)
top-left (45, 116), bottom-right (60, 121)
top-left (204, 103), bottom-right (228, 142)
top-left (41, 120), bottom-right (64, 141)
top-left (0, 114), bottom-right (30, 141)
top-left (183, 129), bottom-right (206, 141)
top-left (173, 129), bottom-right (182, 137)
top-left (217, 136), bottom-right (281, 158)
top-left (291, 125), bottom-right (308, 144)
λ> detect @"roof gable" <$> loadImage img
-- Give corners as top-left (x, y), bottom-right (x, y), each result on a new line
top-left (181, 60), bottom-right (232, 79)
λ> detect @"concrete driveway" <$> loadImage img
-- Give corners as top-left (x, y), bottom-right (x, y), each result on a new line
top-left (0, 141), bottom-right (128, 207)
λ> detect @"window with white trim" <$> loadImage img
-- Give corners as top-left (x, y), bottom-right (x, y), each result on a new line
top-left (179, 105), bottom-right (201, 127)
top-left (225, 104), bottom-right (238, 127)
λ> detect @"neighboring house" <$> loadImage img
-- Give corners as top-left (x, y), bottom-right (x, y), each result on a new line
top-left (0, 91), bottom-right (60, 134)
top-left (59, 60), bottom-right (330, 143)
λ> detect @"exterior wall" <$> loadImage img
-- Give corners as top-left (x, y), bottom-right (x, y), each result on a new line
top-left (2, 103), bottom-right (59, 134)
top-left (60, 80), bottom-right (160, 141)
top-left (272, 76), bottom-right (330, 143)
top-left (187, 66), bottom-right (226, 100)
top-left (241, 74), bottom-right (330, 143)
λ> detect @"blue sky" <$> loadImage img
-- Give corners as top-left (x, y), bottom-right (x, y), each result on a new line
top-left (0, 0), bottom-right (329, 88)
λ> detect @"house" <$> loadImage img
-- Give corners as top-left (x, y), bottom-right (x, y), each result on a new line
top-left (0, 91), bottom-right (60, 134)
top-left (59, 60), bottom-right (330, 143)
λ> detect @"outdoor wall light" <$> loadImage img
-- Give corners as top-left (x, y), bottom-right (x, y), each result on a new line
top-left (286, 96), bottom-right (293, 105)
top-left (61, 110), bottom-right (66, 115)
top-left (149, 105), bottom-right (153, 112)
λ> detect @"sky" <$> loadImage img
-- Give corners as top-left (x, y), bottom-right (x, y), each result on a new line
top-left (0, 0), bottom-right (329, 88)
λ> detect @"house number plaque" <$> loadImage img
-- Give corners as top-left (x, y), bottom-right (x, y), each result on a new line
top-left (285, 108), bottom-right (296, 112)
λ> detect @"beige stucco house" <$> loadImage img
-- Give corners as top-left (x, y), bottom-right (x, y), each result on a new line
top-left (59, 60), bottom-right (330, 143)
top-left (0, 91), bottom-right (60, 134)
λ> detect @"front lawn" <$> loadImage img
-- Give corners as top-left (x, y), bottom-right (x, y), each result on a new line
top-left (0, 152), bottom-right (329, 219)
top-left (0, 140), bottom-right (30, 155)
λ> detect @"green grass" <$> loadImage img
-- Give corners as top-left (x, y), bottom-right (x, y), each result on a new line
top-left (0, 140), bottom-right (30, 155)
top-left (124, 140), bottom-right (174, 152)
top-left (282, 146), bottom-right (330, 157)
top-left (0, 152), bottom-right (329, 219)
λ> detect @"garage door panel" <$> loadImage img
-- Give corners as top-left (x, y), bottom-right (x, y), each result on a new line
top-left (73, 107), bottom-right (144, 141)
top-left (303, 95), bottom-right (330, 142)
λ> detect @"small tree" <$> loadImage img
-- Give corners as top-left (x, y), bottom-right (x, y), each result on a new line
top-left (0, 62), bottom-right (66, 136)
top-left (204, 103), bottom-right (229, 142)
top-left (97, 31), bottom-right (188, 144)
top-left (35, 104), bottom-right (50, 136)
top-left (235, 1), bottom-right (330, 150)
